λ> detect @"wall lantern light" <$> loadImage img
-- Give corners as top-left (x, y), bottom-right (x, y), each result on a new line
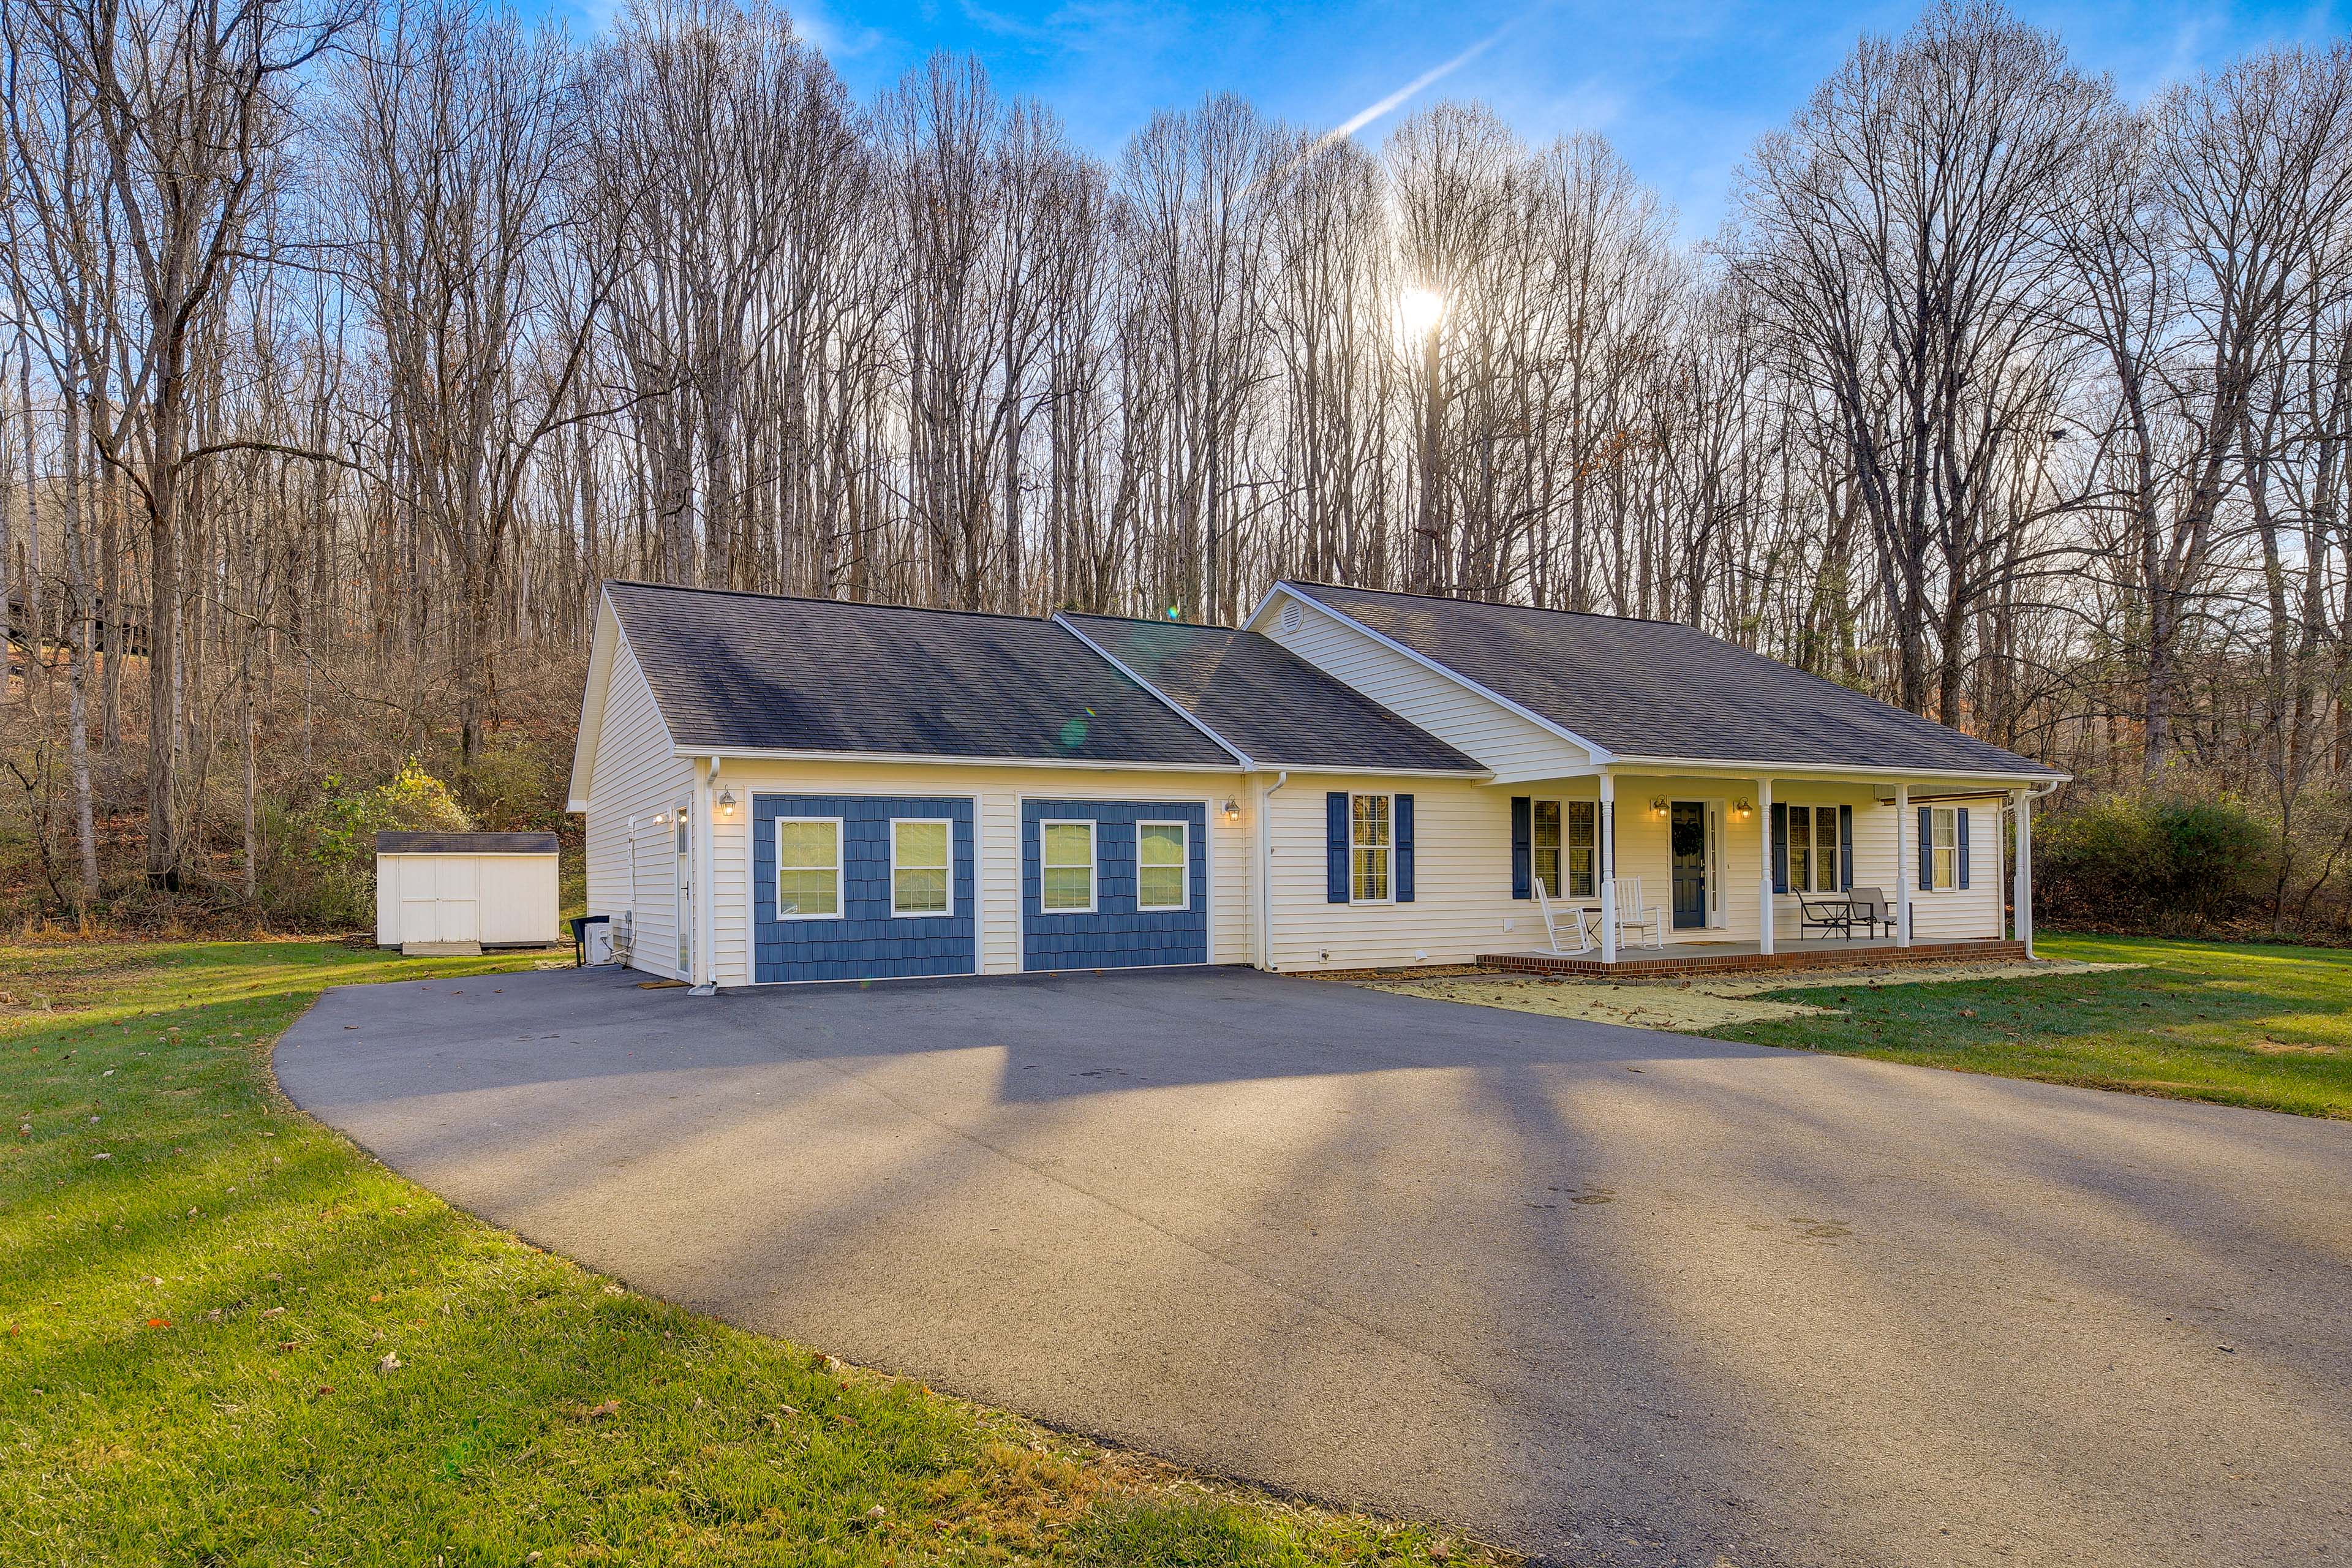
top-left (1730, 798), bottom-right (1752, 820)
top-left (650, 812), bottom-right (668, 826)
top-left (1649, 796), bottom-right (1668, 817)
top-left (718, 788), bottom-right (737, 819)
top-left (1221, 797), bottom-right (1242, 824)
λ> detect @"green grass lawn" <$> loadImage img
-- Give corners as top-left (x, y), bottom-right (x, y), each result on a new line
top-left (0, 938), bottom-right (1496, 1567)
top-left (1712, 933), bottom-right (2352, 1118)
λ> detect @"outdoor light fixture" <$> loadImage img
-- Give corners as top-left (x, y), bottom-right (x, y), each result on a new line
top-left (1731, 798), bottom-right (1752, 820)
top-left (718, 788), bottom-right (737, 818)
top-left (1650, 796), bottom-right (1668, 816)
top-left (651, 812), bottom-right (668, 825)
top-left (1222, 797), bottom-right (1242, 824)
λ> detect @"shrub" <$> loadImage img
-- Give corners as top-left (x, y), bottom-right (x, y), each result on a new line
top-left (2036, 794), bottom-right (2271, 932)
top-left (281, 761), bottom-right (474, 928)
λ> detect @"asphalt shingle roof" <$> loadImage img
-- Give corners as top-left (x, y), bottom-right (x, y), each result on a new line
top-left (1284, 582), bottom-right (2062, 778)
top-left (376, 831), bottom-right (559, 855)
top-left (1062, 615), bottom-right (1483, 773)
top-left (604, 581), bottom-right (1236, 767)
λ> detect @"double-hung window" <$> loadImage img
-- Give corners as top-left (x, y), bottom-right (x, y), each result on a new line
top-left (1041, 820), bottom-right (1096, 912)
top-left (1785, 805), bottom-right (1840, 893)
top-left (1930, 807), bottom-right (1958, 891)
top-left (1531, 800), bottom-right (1599, 899)
top-left (1350, 794), bottom-right (1393, 902)
top-left (775, 817), bottom-right (843, 919)
top-left (891, 819), bottom-right (952, 917)
top-left (1136, 821), bottom-right (1188, 911)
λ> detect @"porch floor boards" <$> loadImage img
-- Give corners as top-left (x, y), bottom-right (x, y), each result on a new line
top-left (1477, 936), bottom-right (2027, 978)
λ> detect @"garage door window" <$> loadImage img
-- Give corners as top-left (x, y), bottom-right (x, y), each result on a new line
top-left (891, 819), bottom-right (953, 917)
top-left (1136, 821), bottom-right (1189, 911)
top-left (775, 818), bottom-right (843, 918)
top-left (1041, 820), bottom-right (1096, 912)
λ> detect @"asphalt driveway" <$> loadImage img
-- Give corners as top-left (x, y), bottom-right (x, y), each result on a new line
top-left (275, 965), bottom-right (2352, 1568)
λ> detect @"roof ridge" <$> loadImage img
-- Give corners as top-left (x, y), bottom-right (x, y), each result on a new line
top-left (1284, 578), bottom-right (1695, 630)
top-left (1062, 610), bottom-right (1242, 630)
top-left (603, 578), bottom-right (1059, 628)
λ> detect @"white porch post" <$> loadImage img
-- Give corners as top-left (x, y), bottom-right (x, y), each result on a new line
top-left (1893, 782), bottom-right (1912, 948)
top-left (1599, 771), bottom-right (1618, 965)
top-left (1755, 776), bottom-right (1774, 956)
top-left (2015, 786), bottom-right (2035, 959)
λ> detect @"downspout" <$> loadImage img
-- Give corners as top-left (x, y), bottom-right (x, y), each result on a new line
top-left (1257, 770), bottom-right (1287, 971)
top-left (692, 755), bottom-right (720, 995)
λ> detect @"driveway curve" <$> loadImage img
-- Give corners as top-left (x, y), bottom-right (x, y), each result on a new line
top-left (275, 966), bottom-right (2352, 1568)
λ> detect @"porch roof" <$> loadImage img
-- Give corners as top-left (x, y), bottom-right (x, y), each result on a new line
top-left (1281, 582), bottom-right (2062, 780)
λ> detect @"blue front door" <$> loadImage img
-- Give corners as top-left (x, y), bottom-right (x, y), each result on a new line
top-left (1671, 801), bottom-right (1707, 930)
top-left (1021, 801), bottom-right (1208, 971)
top-left (751, 794), bottom-right (975, 983)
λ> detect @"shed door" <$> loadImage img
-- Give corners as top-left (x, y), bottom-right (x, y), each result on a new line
top-left (432, 857), bottom-right (480, 942)
top-left (1021, 801), bottom-right (1208, 972)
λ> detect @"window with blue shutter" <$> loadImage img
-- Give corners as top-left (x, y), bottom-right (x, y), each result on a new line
top-left (1395, 794), bottom-right (1415, 903)
top-left (1770, 802), bottom-right (1789, 894)
top-left (1918, 807), bottom-right (1934, 889)
top-left (1957, 807), bottom-right (1971, 889)
top-left (1511, 796), bottom-right (1532, 899)
top-left (1326, 792), bottom-right (1350, 903)
top-left (1839, 805), bottom-right (1854, 891)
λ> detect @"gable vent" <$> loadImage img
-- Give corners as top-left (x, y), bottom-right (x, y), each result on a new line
top-left (1278, 601), bottom-right (1303, 635)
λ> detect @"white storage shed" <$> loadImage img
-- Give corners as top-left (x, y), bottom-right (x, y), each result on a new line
top-left (375, 831), bottom-right (561, 951)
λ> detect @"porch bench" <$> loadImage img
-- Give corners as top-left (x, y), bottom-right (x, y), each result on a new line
top-left (1796, 892), bottom-right (1860, 940)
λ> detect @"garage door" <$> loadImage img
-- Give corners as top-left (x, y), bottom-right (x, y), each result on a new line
top-left (752, 794), bottom-right (975, 983)
top-left (1022, 801), bottom-right (1207, 971)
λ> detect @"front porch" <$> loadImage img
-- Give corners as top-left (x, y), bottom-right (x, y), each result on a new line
top-left (1479, 933), bottom-right (2027, 978)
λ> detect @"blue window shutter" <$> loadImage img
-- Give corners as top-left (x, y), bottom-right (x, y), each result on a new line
top-left (1510, 797), bottom-right (1531, 899)
top-left (1395, 795), bottom-right (1415, 902)
top-left (1839, 805), bottom-right (1854, 891)
top-left (1770, 802), bottom-right (1789, 894)
top-left (1957, 807), bottom-right (1970, 888)
top-left (1326, 793), bottom-right (1350, 903)
top-left (1918, 807), bottom-right (1934, 889)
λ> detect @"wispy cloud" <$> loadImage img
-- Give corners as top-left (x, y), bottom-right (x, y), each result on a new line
top-left (1325, 24), bottom-right (1513, 140)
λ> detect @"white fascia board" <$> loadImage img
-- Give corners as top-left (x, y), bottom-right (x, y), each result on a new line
top-left (672, 745), bottom-right (1248, 775)
top-left (565, 597), bottom-right (618, 812)
top-left (1264, 582), bottom-right (1616, 764)
top-left (1049, 614), bottom-right (1254, 769)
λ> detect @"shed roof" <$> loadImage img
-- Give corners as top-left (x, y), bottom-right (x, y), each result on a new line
top-left (1061, 614), bottom-right (1482, 773)
top-left (1283, 581), bottom-right (2061, 778)
top-left (603, 581), bottom-right (1237, 767)
top-left (376, 831), bottom-right (560, 856)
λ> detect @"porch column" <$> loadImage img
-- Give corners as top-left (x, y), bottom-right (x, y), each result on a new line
top-left (1755, 776), bottom-right (1774, 956)
top-left (1599, 771), bottom-right (1618, 965)
top-left (1893, 782), bottom-right (1912, 948)
top-left (2015, 786), bottom-right (2035, 959)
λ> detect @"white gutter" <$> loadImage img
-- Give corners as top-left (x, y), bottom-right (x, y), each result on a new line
top-left (1258, 770), bottom-right (1287, 971)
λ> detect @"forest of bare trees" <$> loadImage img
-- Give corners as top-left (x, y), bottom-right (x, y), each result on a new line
top-left (4, 0), bottom-right (2351, 933)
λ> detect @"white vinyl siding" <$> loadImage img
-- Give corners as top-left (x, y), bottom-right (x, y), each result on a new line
top-left (581, 630), bottom-right (695, 979)
top-left (1264, 595), bottom-right (1591, 778)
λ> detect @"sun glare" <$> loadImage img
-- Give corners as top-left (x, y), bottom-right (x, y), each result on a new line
top-left (1398, 285), bottom-right (1447, 339)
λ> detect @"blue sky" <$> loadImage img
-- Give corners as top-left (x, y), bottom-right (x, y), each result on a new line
top-left (554, 0), bottom-right (2345, 236)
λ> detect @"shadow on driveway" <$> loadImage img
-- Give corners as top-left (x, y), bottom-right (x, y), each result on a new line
top-left (277, 965), bottom-right (2352, 1568)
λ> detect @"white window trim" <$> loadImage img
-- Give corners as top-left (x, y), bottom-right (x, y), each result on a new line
top-left (1039, 818), bottom-right (1098, 915)
top-left (774, 814), bottom-right (845, 921)
top-left (889, 816), bottom-right (956, 919)
top-left (1135, 819), bottom-right (1191, 913)
top-left (1350, 792), bottom-right (1395, 906)
top-left (1930, 805), bottom-right (1960, 892)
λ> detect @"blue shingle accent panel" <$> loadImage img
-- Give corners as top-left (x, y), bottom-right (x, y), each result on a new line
top-left (1020, 800), bottom-right (1208, 971)
top-left (751, 794), bottom-right (976, 983)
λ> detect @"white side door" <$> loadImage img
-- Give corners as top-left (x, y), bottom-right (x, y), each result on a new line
top-left (673, 796), bottom-right (694, 978)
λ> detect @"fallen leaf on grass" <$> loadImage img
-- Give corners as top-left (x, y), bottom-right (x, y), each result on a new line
top-left (145, 1319), bottom-right (170, 1329)
top-left (377, 1352), bottom-right (402, 1373)
top-left (568, 1399), bottom-right (621, 1420)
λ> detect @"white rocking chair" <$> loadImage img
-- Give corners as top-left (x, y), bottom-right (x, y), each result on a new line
top-left (1534, 879), bottom-right (1593, 956)
top-left (1607, 876), bottom-right (1667, 950)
